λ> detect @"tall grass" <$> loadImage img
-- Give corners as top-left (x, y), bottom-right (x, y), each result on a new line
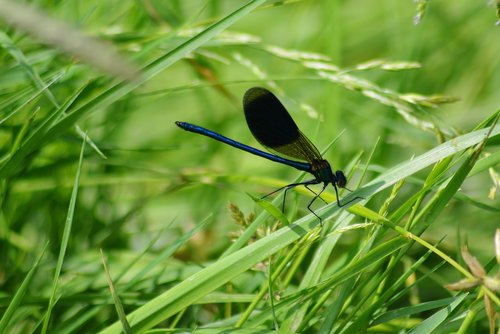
top-left (0, 1), bottom-right (498, 333)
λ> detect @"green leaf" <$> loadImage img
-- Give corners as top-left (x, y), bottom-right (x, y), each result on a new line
top-left (409, 293), bottom-right (468, 334)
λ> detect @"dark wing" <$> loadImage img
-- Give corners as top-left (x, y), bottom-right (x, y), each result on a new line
top-left (243, 87), bottom-right (323, 163)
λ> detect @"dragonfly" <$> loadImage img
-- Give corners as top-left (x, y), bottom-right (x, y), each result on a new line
top-left (176, 87), bottom-right (358, 222)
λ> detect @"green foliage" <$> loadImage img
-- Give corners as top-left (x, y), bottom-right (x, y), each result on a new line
top-left (0, 0), bottom-right (498, 333)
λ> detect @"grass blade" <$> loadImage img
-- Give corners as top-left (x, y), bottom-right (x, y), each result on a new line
top-left (0, 243), bottom-right (48, 333)
top-left (41, 135), bottom-right (86, 334)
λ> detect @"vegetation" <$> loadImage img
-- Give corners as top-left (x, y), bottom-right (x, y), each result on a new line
top-left (0, 1), bottom-right (498, 333)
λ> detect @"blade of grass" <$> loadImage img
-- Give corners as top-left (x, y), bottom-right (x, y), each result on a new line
top-left (374, 295), bottom-right (467, 327)
top-left (41, 134), bottom-right (86, 334)
top-left (100, 249), bottom-right (132, 334)
top-left (250, 193), bottom-right (291, 226)
top-left (0, 243), bottom-right (48, 333)
top-left (408, 293), bottom-right (468, 334)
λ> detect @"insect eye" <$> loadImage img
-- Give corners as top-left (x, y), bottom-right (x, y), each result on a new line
top-left (335, 171), bottom-right (347, 188)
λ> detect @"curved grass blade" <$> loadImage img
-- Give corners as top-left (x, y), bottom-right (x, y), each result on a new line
top-left (408, 293), bottom-right (468, 334)
top-left (249, 193), bottom-right (291, 226)
top-left (41, 135), bottom-right (86, 334)
top-left (101, 249), bottom-right (132, 334)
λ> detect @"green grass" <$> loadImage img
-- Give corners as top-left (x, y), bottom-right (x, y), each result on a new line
top-left (0, 1), bottom-right (499, 333)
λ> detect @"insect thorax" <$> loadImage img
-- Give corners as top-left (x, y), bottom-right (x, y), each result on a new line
top-left (311, 159), bottom-right (334, 182)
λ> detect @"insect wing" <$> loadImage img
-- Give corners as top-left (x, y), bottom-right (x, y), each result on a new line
top-left (243, 87), bottom-right (323, 163)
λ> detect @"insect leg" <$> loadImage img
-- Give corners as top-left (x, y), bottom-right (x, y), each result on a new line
top-left (261, 179), bottom-right (321, 215)
top-left (306, 183), bottom-right (329, 225)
